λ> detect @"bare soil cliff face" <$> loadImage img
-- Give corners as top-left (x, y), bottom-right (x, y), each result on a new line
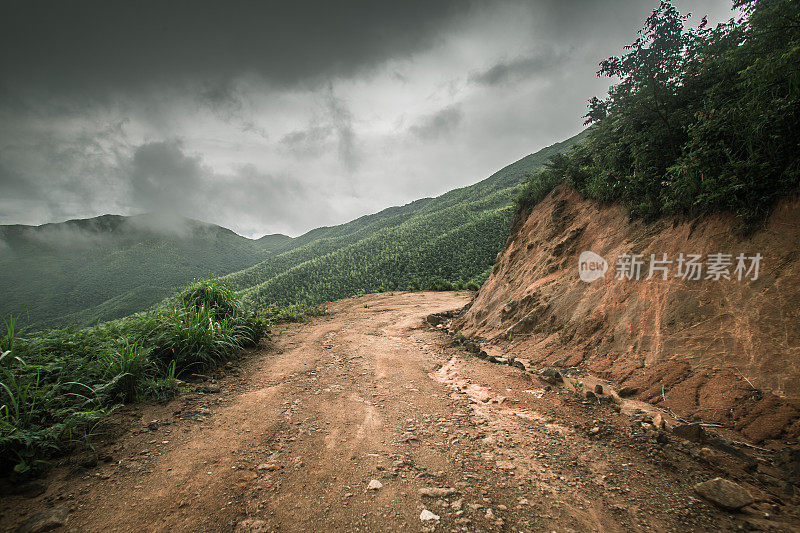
top-left (455, 185), bottom-right (800, 443)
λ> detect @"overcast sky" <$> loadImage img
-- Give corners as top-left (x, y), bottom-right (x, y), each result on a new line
top-left (0, 0), bottom-right (735, 238)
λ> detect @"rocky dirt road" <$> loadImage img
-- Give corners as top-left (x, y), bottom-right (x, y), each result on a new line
top-left (2, 292), bottom-right (798, 532)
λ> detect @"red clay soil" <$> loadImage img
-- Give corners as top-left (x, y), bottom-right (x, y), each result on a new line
top-left (454, 185), bottom-right (800, 444)
top-left (2, 292), bottom-right (798, 532)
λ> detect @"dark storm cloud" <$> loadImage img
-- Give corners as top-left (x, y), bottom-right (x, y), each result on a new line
top-left (280, 125), bottom-right (333, 157)
top-left (324, 88), bottom-right (360, 171)
top-left (410, 106), bottom-right (464, 140)
top-left (201, 82), bottom-right (244, 121)
top-left (128, 140), bottom-right (205, 213)
top-left (0, 113), bottom-right (131, 223)
top-left (240, 120), bottom-right (269, 140)
top-left (0, 0), bottom-right (461, 94)
top-left (122, 139), bottom-right (316, 236)
top-left (469, 52), bottom-right (564, 86)
top-left (276, 86), bottom-right (359, 169)
top-left (0, 159), bottom-right (37, 200)
top-left (0, 0), bottom-right (736, 236)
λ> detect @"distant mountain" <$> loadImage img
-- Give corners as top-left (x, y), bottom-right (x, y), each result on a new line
top-left (0, 130), bottom-right (586, 330)
top-left (256, 233), bottom-right (293, 252)
top-left (0, 213), bottom-right (290, 329)
top-left (222, 130), bottom-right (588, 306)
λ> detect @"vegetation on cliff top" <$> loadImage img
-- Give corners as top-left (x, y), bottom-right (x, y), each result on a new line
top-left (517, 0), bottom-right (799, 228)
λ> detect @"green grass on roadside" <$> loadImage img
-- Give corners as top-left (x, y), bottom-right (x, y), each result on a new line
top-left (0, 279), bottom-right (325, 477)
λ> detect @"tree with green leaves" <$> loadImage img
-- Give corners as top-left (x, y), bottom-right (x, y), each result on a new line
top-left (520, 0), bottom-right (800, 229)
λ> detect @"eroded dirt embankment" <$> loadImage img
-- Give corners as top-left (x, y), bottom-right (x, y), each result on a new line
top-left (454, 185), bottom-right (800, 443)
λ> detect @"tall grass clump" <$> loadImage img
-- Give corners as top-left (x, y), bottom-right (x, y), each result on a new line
top-left (0, 280), bottom-right (324, 476)
top-left (147, 304), bottom-right (249, 371)
top-left (515, 165), bottom-right (563, 217)
top-left (177, 279), bottom-right (243, 321)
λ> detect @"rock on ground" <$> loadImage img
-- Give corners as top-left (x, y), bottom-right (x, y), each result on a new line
top-left (234, 518), bottom-right (270, 533)
top-left (14, 506), bottom-right (68, 533)
top-left (419, 509), bottom-right (440, 521)
top-left (694, 478), bottom-right (755, 511)
top-left (418, 487), bottom-right (457, 497)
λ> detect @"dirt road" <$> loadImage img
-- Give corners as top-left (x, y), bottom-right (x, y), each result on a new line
top-left (2, 292), bottom-right (798, 532)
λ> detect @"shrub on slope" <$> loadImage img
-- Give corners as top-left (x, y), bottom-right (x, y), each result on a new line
top-left (517, 0), bottom-right (800, 228)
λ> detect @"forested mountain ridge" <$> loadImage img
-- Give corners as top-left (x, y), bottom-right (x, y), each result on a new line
top-left (0, 214), bottom-right (290, 329)
top-left (223, 130), bottom-right (588, 306)
top-left (0, 131), bottom-right (586, 329)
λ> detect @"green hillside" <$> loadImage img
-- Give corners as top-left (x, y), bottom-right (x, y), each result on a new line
top-left (0, 132), bottom-right (585, 330)
top-left (0, 214), bottom-right (290, 329)
top-left (223, 130), bottom-right (587, 306)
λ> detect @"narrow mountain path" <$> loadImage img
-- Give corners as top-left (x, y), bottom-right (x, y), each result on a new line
top-left (2, 292), bottom-right (797, 532)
